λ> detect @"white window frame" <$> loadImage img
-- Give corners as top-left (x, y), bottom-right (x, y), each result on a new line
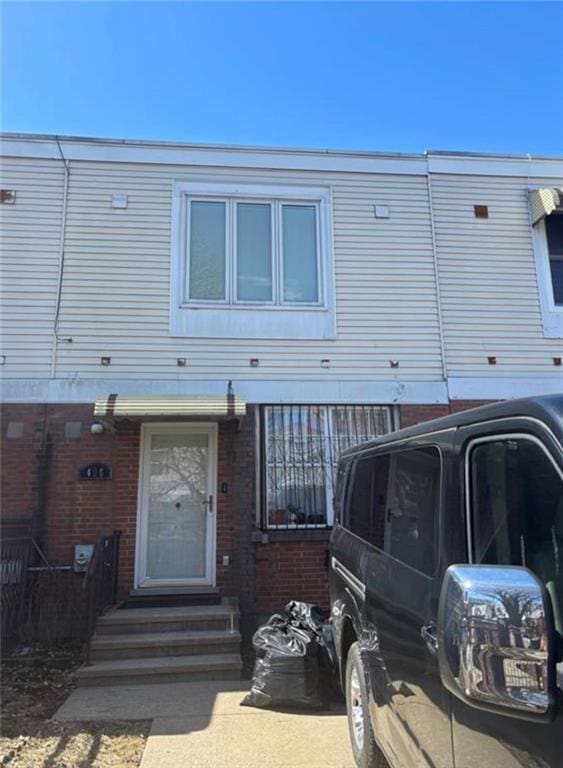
top-left (170, 180), bottom-right (336, 339)
top-left (531, 215), bottom-right (563, 338)
top-left (184, 196), bottom-right (323, 308)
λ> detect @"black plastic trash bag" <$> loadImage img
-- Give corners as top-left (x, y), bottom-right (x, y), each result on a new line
top-left (241, 601), bottom-right (337, 710)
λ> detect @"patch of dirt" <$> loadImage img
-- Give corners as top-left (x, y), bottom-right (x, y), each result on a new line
top-left (0, 648), bottom-right (149, 768)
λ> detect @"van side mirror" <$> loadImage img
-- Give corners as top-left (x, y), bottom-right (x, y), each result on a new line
top-left (437, 565), bottom-right (557, 721)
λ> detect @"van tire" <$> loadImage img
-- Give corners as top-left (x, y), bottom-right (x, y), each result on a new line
top-left (345, 642), bottom-right (386, 768)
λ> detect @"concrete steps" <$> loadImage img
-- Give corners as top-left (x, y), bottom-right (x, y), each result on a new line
top-left (79, 601), bottom-right (242, 686)
top-left (90, 629), bottom-right (241, 661)
top-left (77, 653), bottom-right (242, 687)
top-left (96, 604), bottom-right (238, 635)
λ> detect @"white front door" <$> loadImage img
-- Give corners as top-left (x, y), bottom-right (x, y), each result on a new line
top-left (136, 423), bottom-right (217, 588)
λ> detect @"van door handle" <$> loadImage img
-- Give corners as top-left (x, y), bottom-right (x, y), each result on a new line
top-left (421, 622), bottom-right (438, 654)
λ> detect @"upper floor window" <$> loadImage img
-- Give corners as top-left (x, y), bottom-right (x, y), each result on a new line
top-left (171, 181), bottom-right (335, 339)
top-left (187, 198), bottom-right (321, 306)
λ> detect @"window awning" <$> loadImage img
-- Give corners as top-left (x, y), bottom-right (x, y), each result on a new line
top-left (529, 187), bottom-right (563, 225)
top-left (93, 394), bottom-right (246, 418)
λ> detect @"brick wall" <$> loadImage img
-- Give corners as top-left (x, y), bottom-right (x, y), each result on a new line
top-left (255, 540), bottom-right (330, 613)
top-left (399, 399), bottom-right (496, 428)
top-left (1, 404), bottom-right (116, 556)
top-left (1, 398), bottom-right (497, 620)
top-left (113, 420), bottom-right (140, 596)
top-left (1, 404), bottom-right (47, 526)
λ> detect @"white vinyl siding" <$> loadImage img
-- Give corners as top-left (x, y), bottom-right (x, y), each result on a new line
top-left (20, 160), bottom-right (442, 381)
top-left (432, 174), bottom-right (563, 372)
top-left (4, 146), bottom-right (560, 390)
top-left (0, 157), bottom-right (65, 376)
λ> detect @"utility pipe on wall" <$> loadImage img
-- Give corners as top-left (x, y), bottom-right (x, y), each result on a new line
top-left (425, 153), bottom-right (448, 384)
top-left (50, 138), bottom-right (70, 379)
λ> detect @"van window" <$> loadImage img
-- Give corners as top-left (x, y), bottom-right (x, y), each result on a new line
top-left (347, 454), bottom-right (390, 548)
top-left (385, 447), bottom-right (441, 575)
top-left (470, 437), bottom-right (563, 634)
top-left (333, 457), bottom-right (353, 525)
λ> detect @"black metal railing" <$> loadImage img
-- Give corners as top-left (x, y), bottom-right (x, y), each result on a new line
top-left (83, 531), bottom-right (121, 664)
top-left (1, 519), bottom-right (33, 655)
top-left (1, 524), bottom-right (120, 656)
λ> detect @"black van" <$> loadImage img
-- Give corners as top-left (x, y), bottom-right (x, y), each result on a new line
top-left (330, 395), bottom-right (563, 768)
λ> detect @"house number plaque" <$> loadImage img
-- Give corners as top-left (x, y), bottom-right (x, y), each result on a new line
top-left (79, 463), bottom-right (112, 480)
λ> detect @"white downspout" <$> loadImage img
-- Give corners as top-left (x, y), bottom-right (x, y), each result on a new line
top-left (50, 139), bottom-right (70, 378)
top-left (425, 154), bottom-right (448, 392)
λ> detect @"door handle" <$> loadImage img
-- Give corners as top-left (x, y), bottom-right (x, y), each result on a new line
top-left (421, 622), bottom-right (438, 654)
top-left (203, 495), bottom-right (213, 513)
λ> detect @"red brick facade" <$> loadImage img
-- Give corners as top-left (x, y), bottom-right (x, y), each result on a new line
top-left (1, 399), bottom-right (494, 619)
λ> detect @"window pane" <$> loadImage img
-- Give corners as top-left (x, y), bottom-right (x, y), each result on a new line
top-left (546, 213), bottom-right (563, 256)
top-left (546, 215), bottom-right (563, 305)
top-left (188, 201), bottom-right (226, 300)
top-left (347, 455), bottom-right (389, 548)
top-left (282, 205), bottom-right (318, 303)
top-left (385, 447), bottom-right (440, 575)
top-left (236, 203), bottom-right (272, 301)
top-left (549, 258), bottom-right (563, 306)
top-left (470, 439), bottom-right (563, 635)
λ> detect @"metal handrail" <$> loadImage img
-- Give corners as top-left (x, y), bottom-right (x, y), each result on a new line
top-left (83, 531), bottom-right (121, 664)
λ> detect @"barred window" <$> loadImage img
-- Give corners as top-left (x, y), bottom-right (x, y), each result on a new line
top-left (262, 405), bottom-right (391, 529)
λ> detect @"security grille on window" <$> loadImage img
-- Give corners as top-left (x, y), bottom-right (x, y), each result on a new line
top-left (262, 405), bottom-right (391, 529)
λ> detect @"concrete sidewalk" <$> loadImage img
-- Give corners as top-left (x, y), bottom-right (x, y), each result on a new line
top-left (55, 680), bottom-right (354, 768)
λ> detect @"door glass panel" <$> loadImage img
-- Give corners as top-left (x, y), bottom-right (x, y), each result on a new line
top-left (188, 200), bottom-right (226, 300)
top-left (282, 205), bottom-right (318, 303)
top-left (146, 432), bottom-right (208, 580)
top-left (236, 203), bottom-right (272, 301)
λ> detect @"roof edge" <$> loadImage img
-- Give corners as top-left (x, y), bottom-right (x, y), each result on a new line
top-left (2, 131), bottom-right (563, 163)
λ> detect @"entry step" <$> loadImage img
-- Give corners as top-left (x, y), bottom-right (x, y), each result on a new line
top-left (77, 653), bottom-right (242, 687)
top-left (96, 604), bottom-right (239, 635)
top-left (91, 629), bottom-right (241, 661)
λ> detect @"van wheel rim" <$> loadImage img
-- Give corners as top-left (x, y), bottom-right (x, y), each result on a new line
top-left (350, 667), bottom-right (364, 750)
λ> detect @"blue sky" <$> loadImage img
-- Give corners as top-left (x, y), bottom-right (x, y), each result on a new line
top-left (2, 1), bottom-right (562, 155)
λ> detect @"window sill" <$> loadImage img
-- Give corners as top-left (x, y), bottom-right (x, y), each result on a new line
top-left (170, 305), bottom-right (336, 340)
top-left (251, 529), bottom-right (332, 543)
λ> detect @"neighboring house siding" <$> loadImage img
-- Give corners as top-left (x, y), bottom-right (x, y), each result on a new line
top-left (38, 160), bottom-right (443, 382)
top-left (0, 157), bottom-right (64, 376)
top-left (432, 173), bottom-right (563, 375)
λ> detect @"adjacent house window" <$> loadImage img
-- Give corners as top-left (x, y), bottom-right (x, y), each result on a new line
top-left (530, 188), bottom-right (563, 338)
top-left (262, 405), bottom-right (391, 529)
top-left (545, 213), bottom-right (563, 306)
top-left (171, 182), bottom-right (335, 339)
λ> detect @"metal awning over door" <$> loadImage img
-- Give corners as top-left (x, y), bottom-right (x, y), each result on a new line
top-left (93, 394), bottom-right (246, 418)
